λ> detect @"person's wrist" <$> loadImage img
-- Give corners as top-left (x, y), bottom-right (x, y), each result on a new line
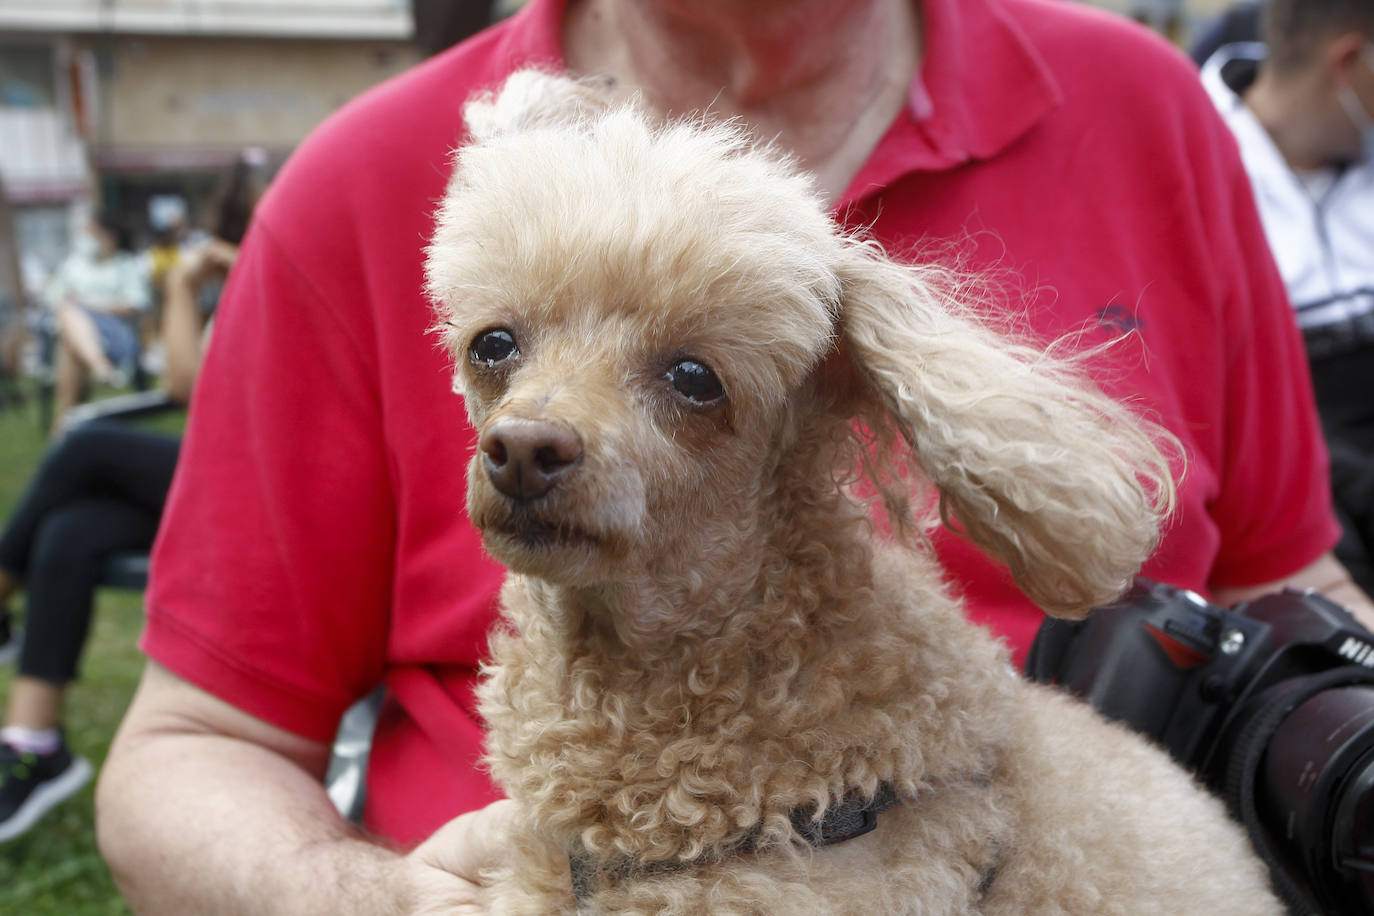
top-left (297, 838), bottom-right (418, 916)
top-left (389, 800), bottom-right (521, 914)
top-left (175, 251), bottom-right (215, 286)
top-left (391, 846), bottom-right (487, 916)
top-left (165, 262), bottom-right (195, 290)
top-left (382, 855), bottom-right (420, 916)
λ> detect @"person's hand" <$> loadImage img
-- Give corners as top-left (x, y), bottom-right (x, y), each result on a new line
top-left (172, 238), bottom-right (240, 288)
top-left (198, 237), bottom-right (240, 274)
top-left (397, 798), bottom-right (521, 915)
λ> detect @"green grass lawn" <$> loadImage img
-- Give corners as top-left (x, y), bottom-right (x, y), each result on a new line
top-left (0, 393), bottom-right (156, 916)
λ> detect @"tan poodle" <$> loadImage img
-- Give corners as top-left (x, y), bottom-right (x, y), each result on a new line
top-left (425, 70), bottom-right (1283, 915)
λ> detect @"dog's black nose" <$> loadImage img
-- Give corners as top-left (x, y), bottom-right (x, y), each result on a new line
top-left (480, 418), bottom-right (583, 501)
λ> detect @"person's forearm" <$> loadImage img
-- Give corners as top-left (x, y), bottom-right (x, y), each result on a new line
top-left (160, 266), bottom-right (204, 402)
top-left (1284, 552), bottom-right (1374, 631)
top-left (100, 664), bottom-right (512, 914)
top-left (97, 685), bottom-right (408, 915)
top-left (1212, 551), bottom-right (1374, 631)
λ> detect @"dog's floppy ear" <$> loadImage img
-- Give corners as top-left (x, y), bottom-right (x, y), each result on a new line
top-left (836, 242), bottom-right (1177, 617)
top-left (463, 69), bottom-right (621, 142)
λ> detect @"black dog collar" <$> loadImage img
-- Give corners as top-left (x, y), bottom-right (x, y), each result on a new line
top-left (569, 783), bottom-right (904, 904)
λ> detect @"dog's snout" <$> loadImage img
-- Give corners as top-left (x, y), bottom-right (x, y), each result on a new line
top-left (480, 418), bottom-right (583, 501)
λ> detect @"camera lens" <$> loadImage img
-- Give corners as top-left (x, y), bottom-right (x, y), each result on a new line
top-left (1261, 685), bottom-right (1374, 914)
top-left (1332, 747), bottom-right (1374, 912)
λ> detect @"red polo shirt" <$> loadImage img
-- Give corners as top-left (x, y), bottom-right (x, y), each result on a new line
top-left (144, 0), bottom-right (1338, 846)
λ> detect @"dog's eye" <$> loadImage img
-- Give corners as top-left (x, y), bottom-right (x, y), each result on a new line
top-left (470, 329), bottom-right (519, 367)
top-left (665, 359), bottom-right (726, 405)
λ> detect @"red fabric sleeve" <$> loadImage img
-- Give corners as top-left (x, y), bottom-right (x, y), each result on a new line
top-left (1196, 112), bottom-right (1341, 589)
top-left (143, 218), bottom-right (394, 744)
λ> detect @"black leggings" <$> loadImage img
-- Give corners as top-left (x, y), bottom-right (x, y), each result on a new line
top-left (0, 422), bottom-right (180, 685)
top-left (1310, 358), bottom-right (1374, 596)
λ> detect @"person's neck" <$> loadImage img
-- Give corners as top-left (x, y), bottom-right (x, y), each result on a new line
top-left (563, 0), bottom-right (922, 203)
top-left (1244, 70), bottom-right (1337, 172)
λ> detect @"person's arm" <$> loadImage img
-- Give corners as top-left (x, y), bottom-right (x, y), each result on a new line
top-left (97, 662), bottom-right (515, 916)
top-left (1212, 551), bottom-right (1374, 630)
top-left (161, 239), bottom-right (237, 402)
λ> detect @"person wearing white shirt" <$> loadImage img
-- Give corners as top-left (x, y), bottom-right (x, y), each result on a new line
top-left (45, 212), bottom-right (151, 434)
top-left (1201, 0), bottom-right (1374, 591)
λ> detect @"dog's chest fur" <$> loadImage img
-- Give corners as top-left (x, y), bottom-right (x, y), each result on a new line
top-left (477, 541), bottom-right (1023, 912)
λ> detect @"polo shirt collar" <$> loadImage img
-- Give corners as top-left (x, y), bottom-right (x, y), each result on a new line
top-left (840, 0), bottom-right (1063, 205)
top-left (493, 0), bottom-right (1063, 200)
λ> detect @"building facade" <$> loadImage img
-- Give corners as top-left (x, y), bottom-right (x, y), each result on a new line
top-left (0, 0), bottom-right (1243, 312)
top-left (0, 0), bottom-right (419, 306)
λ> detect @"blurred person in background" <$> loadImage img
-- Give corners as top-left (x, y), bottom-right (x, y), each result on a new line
top-left (1190, 1), bottom-right (1265, 67)
top-left (92, 0), bottom-right (1374, 912)
top-left (153, 148), bottom-right (268, 395)
top-left (0, 186), bottom-right (28, 409)
top-left (46, 212), bottom-right (151, 436)
top-left (1131, 0), bottom-right (1183, 42)
top-left (138, 196), bottom-right (208, 384)
top-left (0, 152), bottom-right (265, 843)
top-left (144, 196), bottom-right (195, 296)
top-left (1200, 0), bottom-right (1374, 592)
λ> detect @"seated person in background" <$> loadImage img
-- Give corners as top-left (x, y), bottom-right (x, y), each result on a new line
top-left (1200, 0), bottom-right (1374, 592)
top-left (141, 196), bottom-right (205, 351)
top-left (159, 149), bottom-right (266, 400)
top-left (0, 156), bottom-right (261, 843)
top-left (46, 212), bottom-right (151, 436)
top-left (143, 195), bottom-right (201, 297)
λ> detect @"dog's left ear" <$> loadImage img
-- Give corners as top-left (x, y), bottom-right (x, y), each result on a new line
top-left (835, 243), bottom-right (1177, 617)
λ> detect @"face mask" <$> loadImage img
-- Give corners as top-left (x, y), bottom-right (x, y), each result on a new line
top-left (1336, 44), bottom-right (1374, 158)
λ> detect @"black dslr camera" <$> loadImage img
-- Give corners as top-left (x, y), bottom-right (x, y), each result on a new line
top-left (1026, 580), bottom-right (1374, 916)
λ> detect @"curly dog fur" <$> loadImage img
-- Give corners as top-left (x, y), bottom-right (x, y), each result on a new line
top-left (426, 70), bottom-right (1283, 915)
